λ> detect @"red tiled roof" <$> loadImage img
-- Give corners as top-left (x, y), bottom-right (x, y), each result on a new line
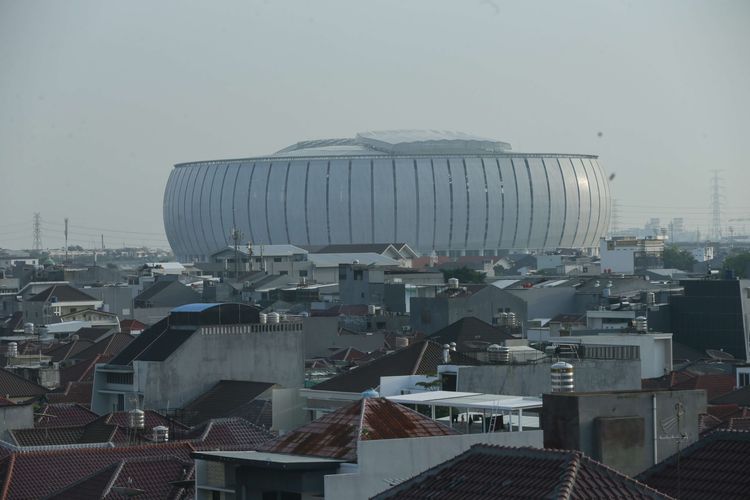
top-left (179, 380), bottom-right (274, 427)
top-left (190, 417), bottom-right (275, 451)
top-left (312, 340), bottom-right (480, 393)
top-left (642, 372), bottom-right (736, 401)
top-left (328, 346), bottom-right (367, 362)
top-left (0, 442), bottom-right (193, 499)
top-left (35, 403), bottom-right (99, 428)
top-left (638, 430), bottom-right (750, 499)
top-left (46, 381), bottom-right (93, 406)
top-left (59, 353), bottom-right (114, 384)
top-left (258, 397), bottom-right (457, 462)
top-left (0, 368), bottom-right (47, 399)
top-left (375, 444), bottom-right (671, 499)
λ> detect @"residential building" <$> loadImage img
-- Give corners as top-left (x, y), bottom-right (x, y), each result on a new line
top-left (22, 284), bottom-right (103, 325)
top-left (543, 389), bottom-right (707, 476)
top-left (374, 444), bottom-right (670, 499)
top-left (193, 396), bottom-right (542, 500)
top-left (91, 303), bottom-right (304, 413)
top-left (638, 430), bottom-right (750, 499)
top-left (670, 278), bottom-right (750, 361)
top-left (600, 236), bottom-right (665, 275)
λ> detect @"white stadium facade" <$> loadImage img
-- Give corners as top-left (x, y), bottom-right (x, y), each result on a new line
top-left (163, 130), bottom-right (611, 260)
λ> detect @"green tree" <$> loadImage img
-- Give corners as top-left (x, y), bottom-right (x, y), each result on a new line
top-left (662, 246), bottom-right (696, 271)
top-left (723, 251), bottom-right (750, 279)
top-left (441, 267), bottom-right (486, 284)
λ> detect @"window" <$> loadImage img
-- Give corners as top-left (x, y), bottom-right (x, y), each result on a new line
top-left (106, 372), bottom-right (134, 385)
top-left (354, 269), bottom-right (364, 280)
top-left (274, 257), bottom-right (282, 262)
top-left (740, 372), bottom-right (750, 387)
top-left (279, 271), bottom-right (288, 276)
top-left (299, 270), bottom-right (308, 277)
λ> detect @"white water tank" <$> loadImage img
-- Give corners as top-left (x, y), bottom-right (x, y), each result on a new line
top-left (152, 425), bottom-right (169, 443)
top-left (7, 342), bottom-right (18, 358)
top-left (487, 344), bottom-right (510, 363)
top-left (267, 312), bottom-right (280, 324)
top-left (368, 304), bottom-right (377, 316)
top-left (448, 278), bottom-right (460, 289)
top-left (393, 336), bottom-right (409, 348)
top-left (635, 316), bottom-right (648, 333)
top-left (259, 313), bottom-right (267, 324)
top-left (128, 409), bottom-right (145, 429)
top-left (551, 361), bottom-right (574, 392)
top-left (23, 323), bottom-right (34, 335)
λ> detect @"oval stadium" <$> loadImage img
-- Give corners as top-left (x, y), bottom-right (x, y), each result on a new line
top-left (163, 130), bottom-right (611, 260)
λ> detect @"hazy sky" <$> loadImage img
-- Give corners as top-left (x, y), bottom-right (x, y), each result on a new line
top-left (1, 0), bottom-right (749, 250)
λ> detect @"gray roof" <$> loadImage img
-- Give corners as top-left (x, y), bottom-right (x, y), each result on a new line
top-left (271, 130), bottom-right (511, 157)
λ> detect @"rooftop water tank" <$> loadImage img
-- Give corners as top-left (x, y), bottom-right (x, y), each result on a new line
top-left (267, 312), bottom-right (280, 324)
top-left (7, 342), bottom-right (18, 358)
top-left (128, 409), bottom-right (145, 429)
top-left (551, 361), bottom-right (574, 392)
top-left (447, 277), bottom-right (459, 289)
top-left (152, 425), bottom-right (169, 443)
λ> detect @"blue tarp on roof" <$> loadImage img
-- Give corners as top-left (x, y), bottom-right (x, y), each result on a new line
top-left (171, 303), bottom-right (221, 313)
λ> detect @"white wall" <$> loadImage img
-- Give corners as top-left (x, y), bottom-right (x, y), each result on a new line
top-left (324, 430), bottom-right (543, 500)
top-left (599, 239), bottom-right (635, 274)
top-left (566, 333), bottom-right (672, 379)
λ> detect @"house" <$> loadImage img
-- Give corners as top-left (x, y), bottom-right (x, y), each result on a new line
top-left (91, 303), bottom-right (304, 414)
top-left (543, 389), bottom-right (707, 476)
top-left (194, 397), bottom-right (456, 499)
top-left (133, 277), bottom-right (201, 309)
top-left (0, 367), bottom-right (48, 403)
top-left (178, 379), bottom-right (275, 427)
top-left (312, 243), bottom-right (418, 268)
top-left (426, 317), bottom-right (515, 354)
top-left (669, 278), bottom-right (750, 361)
top-left (374, 444), bottom-right (671, 499)
top-left (0, 398), bottom-right (34, 441)
top-left (638, 430), bottom-right (750, 500)
top-left (22, 284), bottom-right (103, 325)
top-left (194, 396), bottom-right (544, 500)
top-left (411, 279), bottom-right (576, 335)
top-left (600, 236), bottom-right (665, 275)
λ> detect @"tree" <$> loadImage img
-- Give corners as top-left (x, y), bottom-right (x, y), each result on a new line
top-left (662, 246), bottom-right (696, 271)
top-left (441, 267), bottom-right (486, 284)
top-left (723, 251), bottom-right (750, 279)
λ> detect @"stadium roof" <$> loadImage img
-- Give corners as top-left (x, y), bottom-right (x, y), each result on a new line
top-left (272, 130), bottom-right (511, 157)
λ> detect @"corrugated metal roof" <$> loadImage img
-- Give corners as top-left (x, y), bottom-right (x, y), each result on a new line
top-left (258, 397), bottom-right (457, 462)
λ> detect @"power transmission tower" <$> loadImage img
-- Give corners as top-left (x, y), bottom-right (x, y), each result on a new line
top-left (32, 213), bottom-right (43, 251)
top-left (230, 227), bottom-right (243, 281)
top-left (64, 218), bottom-right (69, 264)
top-left (710, 171), bottom-right (723, 242)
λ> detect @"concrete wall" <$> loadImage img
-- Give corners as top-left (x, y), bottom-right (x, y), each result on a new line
top-left (137, 326), bottom-right (304, 410)
top-left (565, 333), bottom-right (672, 379)
top-left (456, 359), bottom-right (642, 396)
top-left (324, 430), bottom-right (543, 500)
top-left (84, 286), bottom-right (136, 318)
top-left (0, 403), bottom-right (34, 441)
top-left (543, 389), bottom-right (707, 476)
top-left (302, 317), bottom-right (385, 358)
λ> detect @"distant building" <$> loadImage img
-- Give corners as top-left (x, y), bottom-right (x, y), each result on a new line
top-left (22, 284), bottom-right (103, 325)
top-left (599, 237), bottom-right (664, 275)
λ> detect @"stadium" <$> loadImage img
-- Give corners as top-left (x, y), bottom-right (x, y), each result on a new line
top-left (163, 130), bottom-right (611, 260)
